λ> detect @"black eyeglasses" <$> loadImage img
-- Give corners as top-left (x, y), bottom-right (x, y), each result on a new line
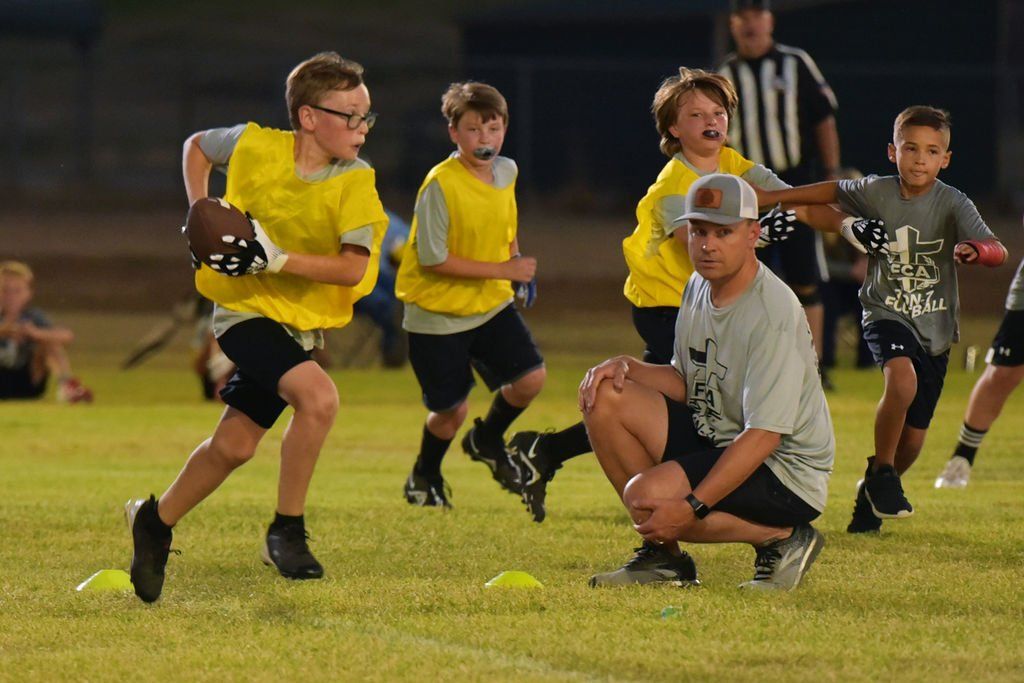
top-left (309, 105), bottom-right (378, 130)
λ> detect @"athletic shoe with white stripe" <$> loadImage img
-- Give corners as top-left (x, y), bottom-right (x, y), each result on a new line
top-left (739, 524), bottom-right (824, 591)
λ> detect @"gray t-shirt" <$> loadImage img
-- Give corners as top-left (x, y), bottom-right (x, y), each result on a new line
top-left (836, 176), bottom-right (996, 355)
top-left (402, 154), bottom-right (518, 335)
top-left (663, 154), bottom-right (789, 237)
top-left (198, 125), bottom-right (376, 347)
top-left (672, 264), bottom-right (835, 511)
top-left (1005, 257), bottom-right (1024, 311)
top-left (0, 307), bottom-right (51, 370)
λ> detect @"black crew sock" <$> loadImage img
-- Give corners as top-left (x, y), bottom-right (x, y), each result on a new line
top-left (479, 392), bottom-right (525, 442)
top-left (271, 512), bottom-right (305, 530)
top-left (150, 498), bottom-right (174, 536)
top-left (415, 424), bottom-right (452, 479)
top-left (953, 422), bottom-right (988, 465)
top-left (544, 421), bottom-right (593, 464)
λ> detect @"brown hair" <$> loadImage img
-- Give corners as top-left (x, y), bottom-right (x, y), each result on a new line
top-left (441, 81), bottom-right (509, 127)
top-left (893, 105), bottom-right (952, 145)
top-left (0, 260), bottom-right (33, 283)
top-left (652, 67), bottom-right (738, 157)
top-left (286, 52), bottom-right (365, 130)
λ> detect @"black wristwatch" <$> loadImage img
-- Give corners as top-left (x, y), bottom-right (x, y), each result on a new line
top-left (685, 493), bottom-right (710, 520)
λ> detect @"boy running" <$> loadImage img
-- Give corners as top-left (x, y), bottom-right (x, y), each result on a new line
top-left (125, 52), bottom-right (388, 602)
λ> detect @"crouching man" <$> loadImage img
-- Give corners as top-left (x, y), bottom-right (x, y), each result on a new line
top-left (581, 174), bottom-right (834, 590)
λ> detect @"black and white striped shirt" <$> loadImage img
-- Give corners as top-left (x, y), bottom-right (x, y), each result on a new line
top-left (719, 44), bottom-right (837, 181)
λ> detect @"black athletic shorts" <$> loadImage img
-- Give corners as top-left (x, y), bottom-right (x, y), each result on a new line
top-left (217, 317), bottom-right (313, 429)
top-left (631, 305), bottom-right (677, 365)
top-left (408, 304), bottom-right (544, 412)
top-left (756, 222), bottom-right (826, 293)
top-left (0, 365), bottom-right (47, 400)
top-left (863, 319), bottom-right (949, 429)
top-left (660, 397), bottom-right (821, 528)
top-left (988, 309), bottom-right (1024, 367)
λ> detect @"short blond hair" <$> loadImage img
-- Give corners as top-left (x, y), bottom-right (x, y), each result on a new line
top-left (285, 52), bottom-right (365, 130)
top-left (894, 105), bottom-right (952, 146)
top-left (0, 260), bottom-right (33, 283)
top-left (652, 68), bottom-right (738, 157)
top-left (441, 81), bottom-right (509, 127)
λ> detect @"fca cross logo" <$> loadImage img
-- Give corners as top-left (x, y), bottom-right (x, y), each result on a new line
top-left (891, 343), bottom-right (905, 351)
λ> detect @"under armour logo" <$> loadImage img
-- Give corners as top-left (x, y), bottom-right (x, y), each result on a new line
top-left (999, 347), bottom-right (1011, 356)
top-left (891, 344), bottom-right (905, 351)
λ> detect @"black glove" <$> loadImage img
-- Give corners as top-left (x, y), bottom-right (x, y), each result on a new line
top-left (208, 214), bottom-right (288, 276)
top-left (841, 217), bottom-right (890, 256)
top-left (755, 206), bottom-right (797, 248)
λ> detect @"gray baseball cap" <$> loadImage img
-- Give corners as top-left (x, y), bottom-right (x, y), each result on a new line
top-left (674, 173), bottom-right (759, 226)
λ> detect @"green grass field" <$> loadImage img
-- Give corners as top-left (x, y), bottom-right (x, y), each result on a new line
top-left (2, 311), bottom-right (1023, 682)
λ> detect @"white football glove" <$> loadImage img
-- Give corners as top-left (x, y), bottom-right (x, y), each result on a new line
top-left (841, 216), bottom-right (890, 257)
top-left (755, 205), bottom-right (798, 248)
top-left (208, 214), bottom-right (288, 276)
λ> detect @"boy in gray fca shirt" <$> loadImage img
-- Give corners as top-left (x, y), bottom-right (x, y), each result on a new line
top-left (757, 106), bottom-right (1007, 531)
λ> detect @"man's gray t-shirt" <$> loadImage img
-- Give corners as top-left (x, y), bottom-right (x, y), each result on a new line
top-left (402, 154), bottom-right (518, 335)
top-left (662, 154), bottom-right (789, 237)
top-left (836, 176), bottom-right (996, 355)
top-left (197, 124), bottom-right (376, 349)
top-left (1005, 257), bottom-right (1024, 311)
top-left (671, 264), bottom-right (835, 511)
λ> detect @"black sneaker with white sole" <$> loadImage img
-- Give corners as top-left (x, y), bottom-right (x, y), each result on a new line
top-left (461, 418), bottom-right (522, 494)
top-left (508, 431), bottom-right (562, 523)
top-left (588, 541), bottom-right (700, 588)
top-left (125, 495), bottom-right (174, 603)
top-left (847, 458), bottom-right (882, 534)
top-left (261, 523), bottom-right (324, 580)
top-left (403, 467), bottom-right (452, 509)
top-left (864, 463), bottom-right (914, 519)
top-left (739, 524), bottom-right (825, 591)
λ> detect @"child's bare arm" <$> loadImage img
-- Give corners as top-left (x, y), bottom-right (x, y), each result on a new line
top-left (756, 181), bottom-right (839, 210)
top-left (281, 246), bottom-right (371, 286)
top-left (424, 254), bottom-right (535, 282)
top-left (182, 133), bottom-right (213, 205)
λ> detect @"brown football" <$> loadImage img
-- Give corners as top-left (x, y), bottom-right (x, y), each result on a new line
top-left (185, 197), bottom-right (254, 265)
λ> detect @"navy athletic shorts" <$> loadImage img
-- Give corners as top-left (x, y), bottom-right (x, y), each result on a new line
top-left (987, 309), bottom-right (1024, 367)
top-left (863, 319), bottom-right (949, 429)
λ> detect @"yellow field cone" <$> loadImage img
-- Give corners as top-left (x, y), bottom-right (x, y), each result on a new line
top-left (484, 570), bottom-right (543, 588)
top-left (76, 569), bottom-right (133, 592)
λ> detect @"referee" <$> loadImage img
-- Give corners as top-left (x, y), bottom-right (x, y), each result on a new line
top-left (718, 0), bottom-right (840, 386)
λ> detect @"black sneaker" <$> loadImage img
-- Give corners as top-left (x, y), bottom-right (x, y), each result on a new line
top-left (864, 463), bottom-right (914, 519)
top-left (588, 541), bottom-right (700, 587)
top-left (403, 467), bottom-right (452, 509)
top-left (847, 478), bottom-right (883, 533)
top-left (508, 431), bottom-right (561, 523)
top-left (124, 495), bottom-right (174, 603)
top-left (739, 524), bottom-right (825, 591)
top-left (461, 418), bottom-right (522, 495)
top-left (261, 523), bottom-right (324, 580)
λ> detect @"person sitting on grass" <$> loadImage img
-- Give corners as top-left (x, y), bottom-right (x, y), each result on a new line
top-left (0, 260), bottom-right (93, 403)
top-left (581, 174), bottom-right (833, 591)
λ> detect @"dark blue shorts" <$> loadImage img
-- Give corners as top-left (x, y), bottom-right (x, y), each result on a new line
top-left (863, 319), bottom-right (949, 429)
top-left (988, 309), bottom-right (1024, 367)
top-left (630, 305), bottom-right (677, 366)
top-left (408, 304), bottom-right (544, 412)
top-left (660, 397), bottom-right (820, 529)
top-left (0, 365), bottom-right (47, 400)
top-left (217, 317), bottom-right (313, 429)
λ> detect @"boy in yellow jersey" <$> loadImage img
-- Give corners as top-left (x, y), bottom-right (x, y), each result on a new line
top-left (395, 81), bottom-right (544, 508)
top-left (507, 68), bottom-right (883, 524)
top-left (124, 52), bottom-right (388, 602)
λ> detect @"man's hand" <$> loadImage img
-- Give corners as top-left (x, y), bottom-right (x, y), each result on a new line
top-left (578, 356), bottom-right (630, 413)
top-left (632, 497), bottom-right (697, 544)
top-left (840, 217), bottom-right (890, 256)
top-left (755, 205), bottom-right (798, 248)
top-left (208, 215), bottom-right (288, 276)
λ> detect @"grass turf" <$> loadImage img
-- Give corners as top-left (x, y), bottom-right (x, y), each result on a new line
top-left (1, 311), bottom-right (1023, 682)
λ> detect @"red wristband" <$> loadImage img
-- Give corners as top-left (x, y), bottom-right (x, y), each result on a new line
top-left (959, 239), bottom-right (1006, 267)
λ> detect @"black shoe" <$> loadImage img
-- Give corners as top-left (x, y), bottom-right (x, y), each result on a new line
top-left (461, 418), bottom-right (522, 495)
top-left (403, 467), bottom-right (452, 508)
top-left (864, 462), bottom-right (914, 519)
top-left (588, 541), bottom-right (700, 587)
top-left (125, 495), bottom-right (174, 603)
top-left (261, 523), bottom-right (324, 580)
top-left (847, 457), bottom-right (883, 533)
top-left (508, 431), bottom-right (561, 523)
